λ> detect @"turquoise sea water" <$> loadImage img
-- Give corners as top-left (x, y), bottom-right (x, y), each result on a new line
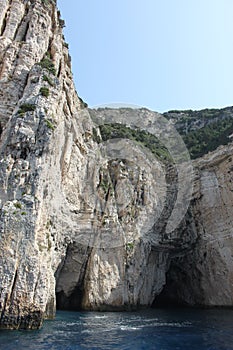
top-left (0, 308), bottom-right (233, 350)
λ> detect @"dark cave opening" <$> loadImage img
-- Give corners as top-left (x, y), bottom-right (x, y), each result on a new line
top-left (152, 261), bottom-right (193, 308)
top-left (54, 242), bottom-right (90, 311)
top-left (56, 285), bottom-right (83, 311)
top-left (152, 285), bottom-right (187, 308)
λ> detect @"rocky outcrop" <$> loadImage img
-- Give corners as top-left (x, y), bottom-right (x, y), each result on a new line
top-left (0, 0), bottom-right (233, 330)
top-left (156, 144), bottom-right (233, 306)
top-left (0, 0), bottom-right (87, 329)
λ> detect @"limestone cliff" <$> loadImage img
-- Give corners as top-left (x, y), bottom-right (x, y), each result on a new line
top-left (0, 0), bottom-right (88, 329)
top-left (0, 0), bottom-right (233, 330)
top-left (155, 144), bottom-right (233, 306)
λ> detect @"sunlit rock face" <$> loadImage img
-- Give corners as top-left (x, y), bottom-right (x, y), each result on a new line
top-left (0, 0), bottom-right (86, 329)
top-left (0, 0), bottom-right (233, 330)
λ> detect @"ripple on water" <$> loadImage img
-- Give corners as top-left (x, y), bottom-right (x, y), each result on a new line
top-left (1, 309), bottom-right (233, 350)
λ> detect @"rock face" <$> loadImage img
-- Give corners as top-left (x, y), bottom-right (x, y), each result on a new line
top-left (0, 0), bottom-right (233, 330)
top-left (156, 145), bottom-right (233, 306)
top-left (0, 0), bottom-right (86, 329)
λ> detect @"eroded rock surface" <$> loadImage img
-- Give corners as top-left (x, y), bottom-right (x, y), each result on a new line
top-left (0, 0), bottom-right (87, 329)
top-left (156, 145), bottom-right (233, 306)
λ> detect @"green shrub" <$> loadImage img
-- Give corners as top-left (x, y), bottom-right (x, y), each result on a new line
top-left (39, 57), bottom-right (56, 75)
top-left (14, 202), bottom-right (22, 209)
top-left (126, 242), bottom-right (134, 250)
top-left (18, 103), bottom-right (36, 115)
top-left (45, 119), bottom-right (55, 131)
top-left (43, 74), bottom-right (54, 86)
top-left (40, 87), bottom-right (49, 98)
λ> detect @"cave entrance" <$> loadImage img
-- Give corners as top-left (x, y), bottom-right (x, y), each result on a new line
top-left (55, 242), bottom-right (90, 311)
top-left (56, 285), bottom-right (83, 311)
top-left (152, 260), bottom-right (192, 308)
top-left (152, 284), bottom-right (185, 308)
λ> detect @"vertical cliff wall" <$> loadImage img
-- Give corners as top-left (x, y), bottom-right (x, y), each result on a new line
top-left (155, 145), bottom-right (233, 306)
top-left (0, 0), bottom-right (89, 329)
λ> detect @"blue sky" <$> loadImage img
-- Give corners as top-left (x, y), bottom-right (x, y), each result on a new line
top-left (57, 0), bottom-right (233, 112)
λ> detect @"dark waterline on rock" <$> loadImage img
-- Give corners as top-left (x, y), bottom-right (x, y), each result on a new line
top-left (1, 308), bottom-right (233, 350)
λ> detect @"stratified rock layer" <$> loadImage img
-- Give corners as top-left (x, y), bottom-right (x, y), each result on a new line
top-left (157, 145), bottom-right (233, 306)
top-left (0, 0), bottom-right (233, 330)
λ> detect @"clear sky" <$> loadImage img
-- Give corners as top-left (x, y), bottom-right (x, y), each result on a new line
top-left (57, 0), bottom-right (233, 113)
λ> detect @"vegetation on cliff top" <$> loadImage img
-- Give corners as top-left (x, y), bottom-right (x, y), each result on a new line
top-left (182, 117), bottom-right (233, 158)
top-left (95, 123), bottom-right (172, 163)
top-left (164, 107), bottom-right (233, 158)
top-left (94, 106), bottom-right (233, 161)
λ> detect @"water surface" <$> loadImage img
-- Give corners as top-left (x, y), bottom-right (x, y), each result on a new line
top-left (0, 308), bottom-right (233, 349)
